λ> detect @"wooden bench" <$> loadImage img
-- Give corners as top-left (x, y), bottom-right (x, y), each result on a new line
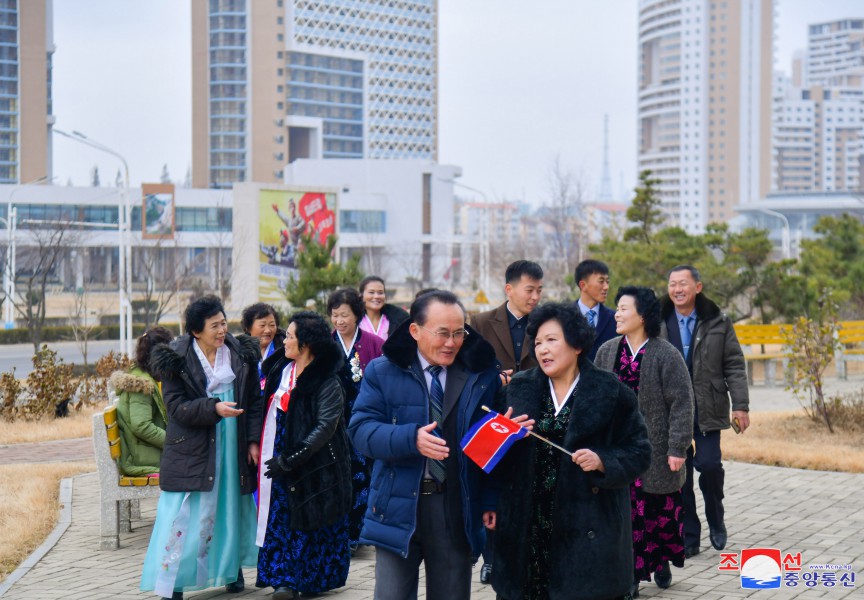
top-left (92, 405), bottom-right (161, 550)
top-left (837, 320), bottom-right (864, 380)
top-left (733, 324), bottom-right (791, 386)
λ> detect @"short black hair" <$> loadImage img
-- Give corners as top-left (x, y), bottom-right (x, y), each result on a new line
top-left (575, 259), bottom-right (609, 285)
top-left (184, 295), bottom-right (225, 336)
top-left (136, 327), bottom-right (174, 379)
top-left (667, 264), bottom-right (702, 283)
top-left (410, 289), bottom-right (466, 326)
top-left (359, 275), bottom-right (386, 295)
top-left (615, 286), bottom-right (662, 338)
top-left (415, 287), bottom-right (440, 299)
top-left (241, 302), bottom-right (280, 333)
top-left (288, 310), bottom-right (338, 357)
top-left (526, 302), bottom-right (594, 366)
top-left (327, 287), bottom-right (365, 322)
top-left (505, 260), bottom-right (544, 285)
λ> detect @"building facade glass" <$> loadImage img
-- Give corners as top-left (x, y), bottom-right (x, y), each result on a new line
top-left (0, 0), bottom-right (17, 183)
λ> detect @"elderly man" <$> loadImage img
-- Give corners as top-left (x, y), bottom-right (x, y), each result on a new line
top-left (350, 290), bottom-right (527, 600)
top-left (661, 265), bottom-right (750, 558)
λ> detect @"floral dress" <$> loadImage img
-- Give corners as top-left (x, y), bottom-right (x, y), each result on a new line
top-left (525, 391), bottom-right (572, 600)
top-left (614, 338), bottom-right (686, 583)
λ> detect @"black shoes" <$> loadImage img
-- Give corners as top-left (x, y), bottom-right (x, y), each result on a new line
top-left (161, 593), bottom-right (183, 600)
top-left (480, 562), bottom-right (492, 584)
top-left (630, 581), bottom-right (640, 598)
top-left (654, 561), bottom-right (672, 589)
top-left (684, 545), bottom-right (701, 559)
top-left (226, 568), bottom-right (245, 593)
top-left (709, 525), bottom-right (727, 551)
top-left (272, 586), bottom-right (297, 599)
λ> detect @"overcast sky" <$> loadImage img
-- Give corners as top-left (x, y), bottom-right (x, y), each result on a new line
top-left (50, 0), bottom-right (864, 204)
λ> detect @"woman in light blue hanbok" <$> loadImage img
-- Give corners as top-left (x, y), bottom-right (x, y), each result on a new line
top-left (141, 296), bottom-right (263, 600)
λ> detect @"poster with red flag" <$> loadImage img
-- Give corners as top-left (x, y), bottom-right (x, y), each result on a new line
top-left (460, 410), bottom-right (529, 473)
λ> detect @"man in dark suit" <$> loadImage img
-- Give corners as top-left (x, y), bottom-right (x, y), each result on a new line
top-left (573, 259), bottom-right (616, 361)
top-left (469, 259), bottom-right (543, 583)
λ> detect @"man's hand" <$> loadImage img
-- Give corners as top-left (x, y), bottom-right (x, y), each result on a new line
top-left (503, 406), bottom-right (535, 432)
top-left (483, 510), bottom-right (497, 530)
top-left (416, 422), bottom-right (449, 460)
top-left (248, 442), bottom-right (260, 466)
top-left (668, 456), bottom-right (685, 472)
top-left (732, 410), bottom-right (750, 433)
top-left (215, 401), bottom-right (244, 418)
top-left (572, 448), bottom-right (605, 473)
top-left (499, 369), bottom-right (514, 386)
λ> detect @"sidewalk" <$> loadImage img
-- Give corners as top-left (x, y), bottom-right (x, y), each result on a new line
top-left (1, 377), bottom-right (862, 598)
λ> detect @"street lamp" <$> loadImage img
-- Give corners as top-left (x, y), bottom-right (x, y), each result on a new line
top-left (53, 128), bottom-right (133, 356)
top-left (755, 207), bottom-right (792, 260)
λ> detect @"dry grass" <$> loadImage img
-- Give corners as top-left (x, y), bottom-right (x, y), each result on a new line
top-left (0, 407), bottom-right (99, 445)
top-left (0, 461), bottom-right (95, 582)
top-left (723, 410), bottom-right (864, 472)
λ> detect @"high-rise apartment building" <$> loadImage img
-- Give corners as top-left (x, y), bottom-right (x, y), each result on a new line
top-left (3, 0), bottom-right (53, 184)
top-left (636, 0), bottom-right (773, 232)
top-left (192, 0), bottom-right (438, 189)
top-left (773, 19), bottom-right (864, 194)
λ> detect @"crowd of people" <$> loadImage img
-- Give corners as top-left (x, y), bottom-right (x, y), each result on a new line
top-left (113, 258), bottom-right (750, 600)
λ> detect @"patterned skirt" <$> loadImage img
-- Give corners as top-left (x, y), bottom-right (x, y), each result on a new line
top-left (255, 410), bottom-right (350, 593)
top-left (631, 477), bottom-right (686, 582)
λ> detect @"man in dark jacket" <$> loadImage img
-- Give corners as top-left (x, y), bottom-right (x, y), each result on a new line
top-left (661, 265), bottom-right (750, 558)
top-left (470, 259), bottom-right (542, 583)
top-left (573, 259), bottom-right (616, 361)
top-left (349, 290), bottom-right (503, 600)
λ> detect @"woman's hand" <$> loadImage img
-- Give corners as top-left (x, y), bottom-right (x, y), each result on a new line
top-left (499, 369), bottom-right (514, 386)
top-left (503, 406), bottom-right (535, 432)
top-left (668, 456), bottom-right (685, 472)
top-left (572, 448), bottom-right (605, 473)
top-left (215, 401), bottom-right (244, 418)
top-left (483, 510), bottom-right (497, 530)
top-left (248, 442), bottom-right (261, 466)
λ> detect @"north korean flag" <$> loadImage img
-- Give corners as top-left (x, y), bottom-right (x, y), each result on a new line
top-left (460, 411), bottom-right (528, 473)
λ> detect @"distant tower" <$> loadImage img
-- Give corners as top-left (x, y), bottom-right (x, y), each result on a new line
top-left (598, 114), bottom-right (614, 202)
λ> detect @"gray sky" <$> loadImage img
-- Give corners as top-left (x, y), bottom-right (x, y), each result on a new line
top-left (51, 1), bottom-right (864, 204)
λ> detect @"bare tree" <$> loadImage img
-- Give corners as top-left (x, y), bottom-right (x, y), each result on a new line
top-left (136, 239), bottom-right (189, 328)
top-left (13, 222), bottom-right (81, 351)
top-left (68, 284), bottom-right (107, 369)
top-left (542, 156), bottom-right (587, 296)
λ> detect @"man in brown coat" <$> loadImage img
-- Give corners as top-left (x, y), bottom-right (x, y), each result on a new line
top-left (469, 259), bottom-right (543, 583)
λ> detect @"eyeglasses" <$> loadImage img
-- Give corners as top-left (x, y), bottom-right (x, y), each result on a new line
top-left (418, 326), bottom-right (469, 342)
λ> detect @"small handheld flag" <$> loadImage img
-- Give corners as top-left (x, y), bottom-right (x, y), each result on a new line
top-left (460, 409), bottom-right (529, 473)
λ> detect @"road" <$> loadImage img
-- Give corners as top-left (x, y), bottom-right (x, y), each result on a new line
top-left (0, 340), bottom-right (121, 376)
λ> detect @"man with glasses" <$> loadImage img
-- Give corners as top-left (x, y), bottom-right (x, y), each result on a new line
top-left (349, 290), bottom-right (514, 600)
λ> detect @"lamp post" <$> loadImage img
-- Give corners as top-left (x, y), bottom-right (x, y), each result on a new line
top-left (439, 178), bottom-right (491, 296)
top-left (53, 129), bottom-right (133, 356)
top-left (756, 207), bottom-right (792, 260)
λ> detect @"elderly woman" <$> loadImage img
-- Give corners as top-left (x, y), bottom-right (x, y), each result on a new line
top-left (326, 287), bottom-right (384, 548)
top-left (256, 311), bottom-right (352, 600)
top-left (111, 326), bottom-right (174, 476)
top-left (595, 286), bottom-right (694, 598)
top-left (358, 275), bottom-right (409, 341)
top-left (141, 296), bottom-right (262, 600)
top-left (491, 302), bottom-right (651, 600)
top-left (241, 302), bottom-right (284, 391)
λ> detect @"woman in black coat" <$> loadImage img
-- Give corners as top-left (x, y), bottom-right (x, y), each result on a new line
top-left (141, 296), bottom-right (262, 600)
top-left (256, 311), bottom-right (352, 600)
top-left (491, 303), bottom-right (651, 600)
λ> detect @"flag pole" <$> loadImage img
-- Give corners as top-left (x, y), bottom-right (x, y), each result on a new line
top-left (480, 405), bottom-right (572, 456)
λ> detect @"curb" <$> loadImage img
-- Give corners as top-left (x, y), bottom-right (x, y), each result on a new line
top-left (0, 477), bottom-right (74, 597)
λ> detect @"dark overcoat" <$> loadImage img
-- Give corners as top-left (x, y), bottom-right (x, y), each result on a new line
top-left (470, 302), bottom-right (538, 372)
top-left (150, 333), bottom-right (262, 494)
top-left (262, 340), bottom-right (352, 531)
top-left (491, 362), bottom-right (651, 600)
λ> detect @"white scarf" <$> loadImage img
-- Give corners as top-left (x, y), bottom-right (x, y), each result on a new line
top-left (192, 339), bottom-right (235, 394)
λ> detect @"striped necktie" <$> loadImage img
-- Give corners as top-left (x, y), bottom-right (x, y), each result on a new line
top-left (426, 365), bottom-right (447, 483)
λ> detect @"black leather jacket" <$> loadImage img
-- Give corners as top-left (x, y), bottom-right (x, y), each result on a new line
top-left (263, 340), bottom-right (352, 531)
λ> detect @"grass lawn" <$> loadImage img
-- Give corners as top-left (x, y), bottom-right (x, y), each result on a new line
top-left (722, 410), bottom-right (864, 472)
top-left (0, 407), bottom-right (98, 445)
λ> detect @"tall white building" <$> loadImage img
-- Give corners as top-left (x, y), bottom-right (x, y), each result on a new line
top-left (773, 19), bottom-right (864, 193)
top-left (637, 0), bottom-right (773, 232)
top-left (192, 0), bottom-right (438, 189)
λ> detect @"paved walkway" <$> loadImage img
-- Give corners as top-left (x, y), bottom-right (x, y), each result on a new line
top-left (1, 378), bottom-right (862, 598)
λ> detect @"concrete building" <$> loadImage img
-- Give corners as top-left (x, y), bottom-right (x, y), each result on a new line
top-left (4, 0), bottom-right (53, 184)
top-left (192, 0), bottom-right (438, 189)
top-left (636, 0), bottom-right (773, 233)
top-left (806, 19), bottom-right (864, 88)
